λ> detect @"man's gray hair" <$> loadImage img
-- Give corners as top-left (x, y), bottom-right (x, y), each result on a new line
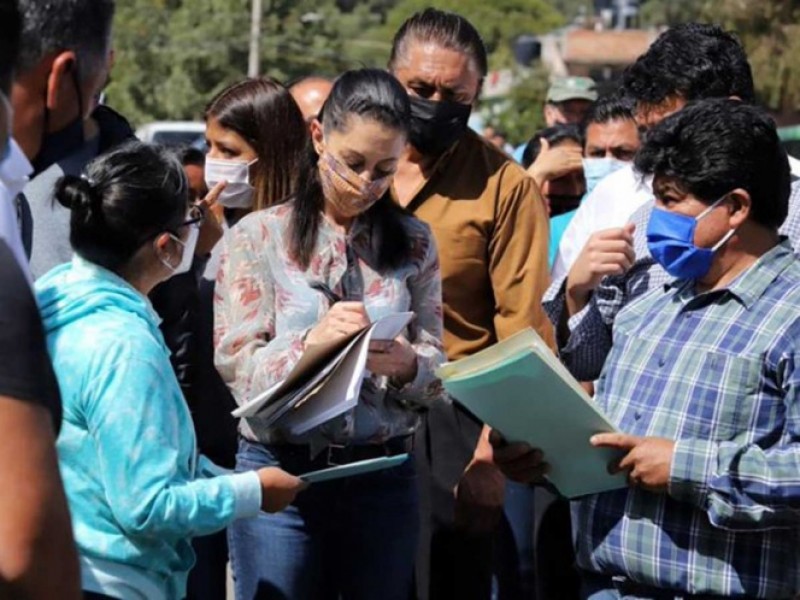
top-left (16, 0), bottom-right (115, 78)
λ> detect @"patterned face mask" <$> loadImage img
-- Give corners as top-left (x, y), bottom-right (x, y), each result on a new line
top-left (317, 151), bottom-right (392, 218)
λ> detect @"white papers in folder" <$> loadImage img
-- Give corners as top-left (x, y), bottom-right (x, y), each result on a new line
top-left (232, 312), bottom-right (414, 436)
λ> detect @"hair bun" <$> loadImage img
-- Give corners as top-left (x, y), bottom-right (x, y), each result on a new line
top-left (55, 174), bottom-right (101, 215)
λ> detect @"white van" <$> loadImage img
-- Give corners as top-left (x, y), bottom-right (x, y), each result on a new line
top-left (135, 121), bottom-right (205, 147)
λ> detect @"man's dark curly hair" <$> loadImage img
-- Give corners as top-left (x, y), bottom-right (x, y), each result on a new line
top-left (634, 98), bottom-right (789, 230)
top-left (622, 24), bottom-right (755, 110)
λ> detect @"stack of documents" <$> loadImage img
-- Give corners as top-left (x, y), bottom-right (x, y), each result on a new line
top-left (436, 328), bottom-right (627, 498)
top-left (233, 312), bottom-right (413, 439)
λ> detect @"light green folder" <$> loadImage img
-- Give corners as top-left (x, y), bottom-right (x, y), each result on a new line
top-left (436, 328), bottom-right (627, 499)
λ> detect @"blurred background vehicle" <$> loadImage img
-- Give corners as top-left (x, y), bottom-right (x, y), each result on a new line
top-left (135, 121), bottom-right (205, 147)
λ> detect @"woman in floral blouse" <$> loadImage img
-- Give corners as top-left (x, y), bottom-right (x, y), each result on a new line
top-left (214, 68), bottom-right (444, 599)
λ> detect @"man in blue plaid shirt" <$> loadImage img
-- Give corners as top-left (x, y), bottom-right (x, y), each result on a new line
top-left (493, 98), bottom-right (800, 598)
top-left (543, 24), bottom-right (800, 384)
top-left (565, 99), bottom-right (800, 598)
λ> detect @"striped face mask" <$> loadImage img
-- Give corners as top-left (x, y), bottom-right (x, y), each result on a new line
top-left (317, 151), bottom-right (392, 218)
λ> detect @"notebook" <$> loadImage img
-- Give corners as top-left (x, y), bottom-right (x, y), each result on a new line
top-left (233, 312), bottom-right (414, 438)
top-left (300, 454), bottom-right (409, 484)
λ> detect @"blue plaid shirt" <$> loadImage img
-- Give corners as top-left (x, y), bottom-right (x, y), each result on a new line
top-left (543, 181), bottom-right (800, 381)
top-left (575, 240), bottom-right (800, 598)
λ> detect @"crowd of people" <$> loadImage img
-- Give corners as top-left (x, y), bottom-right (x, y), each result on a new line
top-left (1, 1), bottom-right (800, 599)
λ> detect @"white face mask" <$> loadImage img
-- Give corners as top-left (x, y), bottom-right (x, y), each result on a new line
top-left (204, 157), bottom-right (258, 209)
top-left (160, 224), bottom-right (199, 276)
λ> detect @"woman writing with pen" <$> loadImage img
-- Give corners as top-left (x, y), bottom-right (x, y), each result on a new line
top-left (214, 68), bottom-right (445, 600)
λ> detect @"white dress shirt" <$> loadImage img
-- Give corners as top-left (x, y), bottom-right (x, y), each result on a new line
top-left (551, 164), bottom-right (651, 281)
top-left (0, 139), bottom-right (33, 281)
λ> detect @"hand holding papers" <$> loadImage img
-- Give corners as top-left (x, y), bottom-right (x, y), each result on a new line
top-left (233, 312), bottom-right (414, 439)
top-left (435, 328), bottom-right (627, 498)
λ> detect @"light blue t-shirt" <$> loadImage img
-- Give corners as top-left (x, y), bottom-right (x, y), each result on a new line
top-left (549, 210), bottom-right (578, 269)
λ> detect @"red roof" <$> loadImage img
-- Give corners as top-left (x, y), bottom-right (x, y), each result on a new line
top-left (563, 29), bottom-right (657, 66)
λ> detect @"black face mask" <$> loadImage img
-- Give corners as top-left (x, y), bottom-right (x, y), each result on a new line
top-left (547, 193), bottom-right (584, 216)
top-left (408, 96), bottom-right (472, 157)
top-left (32, 64), bottom-right (85, 175)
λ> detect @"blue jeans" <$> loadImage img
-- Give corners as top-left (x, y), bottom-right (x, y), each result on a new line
top-left (229, 439), bottom-right (420, 600)
top-left (492, 481), bottom-right (536, 599)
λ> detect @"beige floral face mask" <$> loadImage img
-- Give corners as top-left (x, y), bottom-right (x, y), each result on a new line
top-left (317, 151), bottom-right (392, 218)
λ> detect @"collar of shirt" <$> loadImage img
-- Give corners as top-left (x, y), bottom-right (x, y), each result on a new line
top-left (302, 211), bottom-right (376, 287)
top-left (391, 135), bottom-right (466, 211)
top-left (0, 138), bottom-right (33, 189)
top-left (665, 238), bottom-right (795, 311)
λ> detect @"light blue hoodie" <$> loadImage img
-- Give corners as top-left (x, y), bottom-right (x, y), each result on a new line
top-left (36, 256), bottom-right (261, 600)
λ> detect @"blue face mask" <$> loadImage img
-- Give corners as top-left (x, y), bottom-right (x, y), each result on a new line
top-left (582, 157), bottom-right (626, 197)
top-left (646, 194), bottom-right (736, 280)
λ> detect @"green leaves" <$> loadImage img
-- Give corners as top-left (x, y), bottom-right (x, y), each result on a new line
top-left (107, 0), bottom-right (564, 128)
top-left (639, 0), bottom-right (800, 113)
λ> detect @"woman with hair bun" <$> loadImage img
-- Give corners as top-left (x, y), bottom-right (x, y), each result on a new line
top-left (34, 141), bottom-right (306, 600)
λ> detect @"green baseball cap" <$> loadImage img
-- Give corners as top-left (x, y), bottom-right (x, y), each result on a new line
top-left (546, 76), bottom-right (598, 103)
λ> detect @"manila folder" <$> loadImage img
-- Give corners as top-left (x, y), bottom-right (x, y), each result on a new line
top-left (436, 328), bottom-right (627, 499)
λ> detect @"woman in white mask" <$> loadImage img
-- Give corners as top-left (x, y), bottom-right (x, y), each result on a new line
top-left (180, 78), bottom-right (310, 600)
top-left (203, 77), bottom-right (308, 224)
top-left (34, 141), bottom-right (306, 600)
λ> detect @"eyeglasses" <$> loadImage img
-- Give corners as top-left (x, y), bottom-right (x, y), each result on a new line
top-left (176, 205), bottom-right (205, 230)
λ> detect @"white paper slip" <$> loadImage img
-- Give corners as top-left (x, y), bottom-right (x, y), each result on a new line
top-left (281, 329), bottom-right (371, 435)
top-left (231, 379), bottom-right (283, 419)
top-left (300, 454), bottom-right (409, 484)
top-left (370, 311), bottom-right (414, 341)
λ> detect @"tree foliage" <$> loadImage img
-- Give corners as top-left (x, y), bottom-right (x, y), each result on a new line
top-left (487, 65), bottom-right (551, 146)
top-left (107, 0), bottom-right (393, 125)
top-left (640, 0), bottom-right (800, 114)
top-left (106, 0), bottom-right (564, 128)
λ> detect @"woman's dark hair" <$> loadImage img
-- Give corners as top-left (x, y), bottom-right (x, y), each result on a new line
top-left (205, 77), bottom-right (307, 211)
top-left (634, 98), bottom-right (789, 230)
top-left (290, 68), bottom-right (412, 271)
top-left (389, 8), bottom-right (488, 81)
top-left (522, 124), bottom-right (584, 169)
top-left (55, 141), bottom-right (188, 272)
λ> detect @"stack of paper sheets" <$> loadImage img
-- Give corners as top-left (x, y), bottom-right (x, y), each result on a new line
top-left (436, 328), bottom-right (627, 499)
top-left (233, 312), bottom-right (414, 438)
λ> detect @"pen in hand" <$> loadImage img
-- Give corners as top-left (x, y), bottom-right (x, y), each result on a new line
top-left (309, 281), bottom-right (343, 305)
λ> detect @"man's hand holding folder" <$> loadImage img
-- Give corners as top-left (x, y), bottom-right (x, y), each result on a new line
top-left (488, 429), bottom-right (550, 485)
top-left (490, 430), bottom-right (675, 493)
top-left (435, 328), bottom-right (628, 498)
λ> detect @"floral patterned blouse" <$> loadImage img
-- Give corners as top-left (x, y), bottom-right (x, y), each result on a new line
top-left (214, 202), bottom-right (445, 445)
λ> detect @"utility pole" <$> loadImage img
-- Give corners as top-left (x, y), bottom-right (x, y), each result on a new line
top-left (248, 0), bottom-right (262, 78)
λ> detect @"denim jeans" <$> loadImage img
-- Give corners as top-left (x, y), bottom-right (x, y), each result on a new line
top-left (492, 480), bottom-right (535, 599)
top-left (229, 438), bottom-right (420, 600)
